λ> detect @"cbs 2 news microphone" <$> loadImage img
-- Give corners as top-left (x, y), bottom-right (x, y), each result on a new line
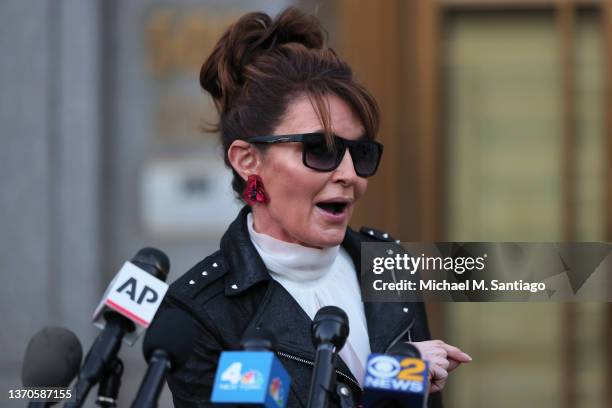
top-left (363, 344), bottom-right (429, 408)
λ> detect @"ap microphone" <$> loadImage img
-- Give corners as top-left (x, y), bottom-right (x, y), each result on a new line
top-left (130, 307), bottom-right (195, 408)
top-left (363, 342), bottom-right (429, 408)
top-left (211, 328), bottom-right (291, 407)
top-left (66, 248), bottom-right (170, 408)
top-left (22, 327), bottom-right (83, 407)
top-left (307, 306), bottom-right (350, 408)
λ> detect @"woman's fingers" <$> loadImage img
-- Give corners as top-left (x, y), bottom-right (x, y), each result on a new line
top-left (447, 358), bottom-right (461, 372)
top-left (410, 340), bottom-right (471, 363)
top-left (428, 364), bottom-right (448, 393)
top-left (408, 340), bottom-right (471, 392)
top-left (429, 347), bottom-right (447, 358)
top-left (438, 342), bottom-right (472, 363)
top-left (431, 356), bottom-right (450, 370)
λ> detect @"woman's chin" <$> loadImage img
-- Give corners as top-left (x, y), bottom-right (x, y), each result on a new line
top-left (305, 226), bottom-right (347, 248)
top-left (307, 205), bottom-right (352, 247)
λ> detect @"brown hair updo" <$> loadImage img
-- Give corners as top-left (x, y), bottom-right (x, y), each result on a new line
top-left (200, 7), bottom-right (380, 199)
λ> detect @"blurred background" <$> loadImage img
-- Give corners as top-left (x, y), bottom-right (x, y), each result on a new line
top-left (1, 0), bottom-right (610, 407)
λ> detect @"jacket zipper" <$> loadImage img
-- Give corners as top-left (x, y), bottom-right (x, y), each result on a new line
top-left (383, 317), bottom-right (416, 354)
top-left (276, 350), bottom-right (362, 390)
top-left (276, 316), bottom-right (416, 390)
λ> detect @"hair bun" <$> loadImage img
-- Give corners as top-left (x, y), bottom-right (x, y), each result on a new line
top-left (200, 7), bottom-right (325, 113)
top-left (261, 7), bottom-right (324, 50)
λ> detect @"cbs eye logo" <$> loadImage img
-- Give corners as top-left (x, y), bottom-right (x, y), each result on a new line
top-left (367, 356), bottom-right (401, 378)
top-left (367, 355), bottom-right (426, 382)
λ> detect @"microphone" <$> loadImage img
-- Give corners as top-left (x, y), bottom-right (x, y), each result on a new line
top-left (66, 248), bottom-right (170, 408)
top-left (211, 328), bottom-right (291, 407)
top-left (362, 343), bottom-right (429, 408)
top-left (21, 327), bottom-right (83, 407)
top-left (307, 306), bottom-right (350, 408)
top-left (241, 328), bottom-right (276, 351)
top-left (130, 307), bottom-right (195, 408)
top-left (96, 357), bottom-right (123, 407)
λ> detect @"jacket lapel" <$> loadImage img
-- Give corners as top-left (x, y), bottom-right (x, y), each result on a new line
top-left (244, 280), bottom-right (360, 386)
top-left (341, 228), bottom-right (416, 354)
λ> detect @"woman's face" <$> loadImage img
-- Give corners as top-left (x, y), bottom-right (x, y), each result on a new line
top-left (252, 94), bottom-right (369, 248)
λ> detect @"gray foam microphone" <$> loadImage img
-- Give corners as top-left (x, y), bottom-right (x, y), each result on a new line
top-left (22, 326), bottom-right (83, 388)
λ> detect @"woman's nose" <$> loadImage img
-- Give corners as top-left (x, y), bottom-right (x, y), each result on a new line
top-left (332, 149), bottom-right (360, 184)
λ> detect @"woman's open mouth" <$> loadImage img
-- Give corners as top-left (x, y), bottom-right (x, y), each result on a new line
top-left (315, 199), bottom-right (351, 222)
top-left (316, 202), bottom-right (348, 215)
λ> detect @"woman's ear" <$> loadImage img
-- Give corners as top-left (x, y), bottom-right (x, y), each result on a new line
top-left (227, 139), bottom-right (261, 181)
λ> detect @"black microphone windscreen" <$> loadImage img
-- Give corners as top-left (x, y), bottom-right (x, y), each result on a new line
top-left (387, 342), bottom-right (421, 359)
top-left (132, 247), bottom-right (170, 281)
top-left (312, 306), bottom-right (349, 349)
top-left (313, 306), bottom-right (349, 326)
top-left (241, 327), bottom-right (276, 351)
top-left (142, 307), bottom-right (194, 371)
top-left (21, 327), bottom-right (83, 388)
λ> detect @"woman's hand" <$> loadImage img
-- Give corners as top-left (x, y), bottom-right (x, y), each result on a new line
top-left (409, 340), bottom-right (472, 393)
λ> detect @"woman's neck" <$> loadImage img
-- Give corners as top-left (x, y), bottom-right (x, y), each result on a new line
top-left (247, 212), bottom-right (340, 282)
top-left (251, 206), bottom-right (324, 249)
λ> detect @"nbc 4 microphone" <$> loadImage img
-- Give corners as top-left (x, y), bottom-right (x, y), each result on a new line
top-left (131, 306), bottom-right (195, 408)
top-left (66, 248), bottom-right (170, 408)
top-left (307, 306), bottom-right (350, 408)
top-left (363, 343), bottom-right (429, 408)
top-left (21, 327), bottom-right (83, 407)
top-left (211, 328), bottom-right (291, 407)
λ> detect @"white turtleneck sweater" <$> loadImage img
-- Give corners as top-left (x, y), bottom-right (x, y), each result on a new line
top-left (247, 213), bottom-right (371, 386)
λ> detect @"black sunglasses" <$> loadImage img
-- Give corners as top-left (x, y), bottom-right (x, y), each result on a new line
top-left (248, 133), bottom-right (383, 177)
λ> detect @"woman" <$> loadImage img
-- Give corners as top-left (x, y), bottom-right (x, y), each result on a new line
top-left (164, 7), bottom-right (470, 407)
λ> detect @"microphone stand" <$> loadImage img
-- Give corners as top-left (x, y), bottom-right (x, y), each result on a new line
top-left (335, 383), bottom-right (356, 408)
top-left (130, 350), bottom-right (171, 408)
top-left (65, 315), bottom-right (131, 408)
top-left (307, 306), bottom-right (350, 408)
top-left (95, 357), bottom-right (123, 407)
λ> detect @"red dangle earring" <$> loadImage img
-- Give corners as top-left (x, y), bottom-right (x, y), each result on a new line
top-left (242, 174), bottom-right (269, 205)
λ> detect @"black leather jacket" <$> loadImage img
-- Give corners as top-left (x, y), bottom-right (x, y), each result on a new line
top-left (164, 206), bottom-right (442, 407)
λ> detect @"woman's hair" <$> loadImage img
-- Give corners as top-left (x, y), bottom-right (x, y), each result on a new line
top-left (200, 7), bottom-right (380, 198)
